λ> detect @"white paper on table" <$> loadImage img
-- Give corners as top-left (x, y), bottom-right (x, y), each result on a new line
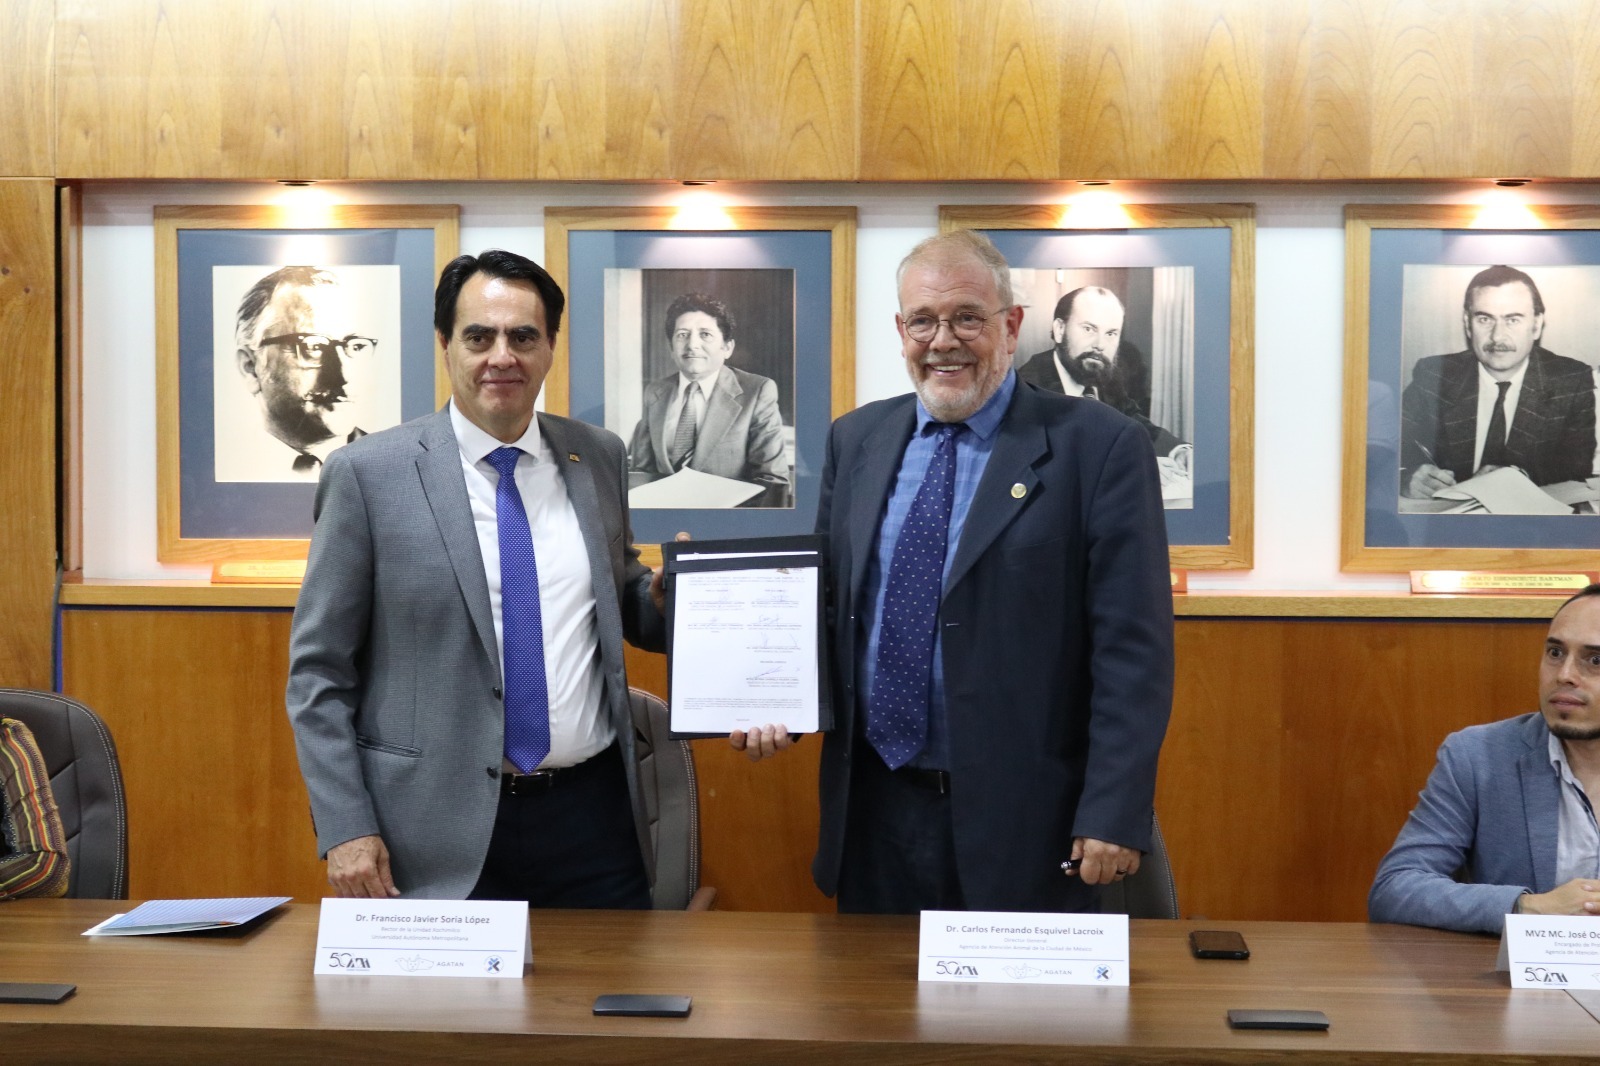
top-left (918, 911), bottom-right (1130, 986)
top-left (312, 898), bottom-right (528, 979)
top-left (1503, 914), bottom-right (1600, 989)
top-left (629, 467), bottom-right (765, 509)
top-left (670, 564), bottom-right (819, 734)
top-left (1433, 466), bottom-right (1574, 515)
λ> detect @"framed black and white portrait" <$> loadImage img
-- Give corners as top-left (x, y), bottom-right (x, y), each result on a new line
top-left (155, 205), bottom-right (457, 563)
top-left (546, 207), bottom-right (855, 558)
top-left (1344, 205), bottom-right (1600, 572)
top-left (941, 204), bottom-right (1256, 570)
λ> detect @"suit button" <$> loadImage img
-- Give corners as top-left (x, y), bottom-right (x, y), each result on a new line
top-left (492, 686), bottom-right (503, 699)
top-left (486, 766), bottom-right (499, 779)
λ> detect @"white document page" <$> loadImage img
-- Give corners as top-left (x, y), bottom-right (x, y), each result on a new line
top-left (629, 467), bottom-right (765, 509)
top-left (670, 564), bottom-right (819, 734)
top-left (1434, 466), bottom-right (1574, 515)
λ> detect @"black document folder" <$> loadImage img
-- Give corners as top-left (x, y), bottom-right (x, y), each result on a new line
top-left (661, 535), bottom-right (831, 739)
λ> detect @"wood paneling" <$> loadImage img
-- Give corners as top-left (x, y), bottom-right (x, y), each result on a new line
top-left (0, 0), bottom-right (54, 177)
top-left (60, 608), bottom-right (327, 901)
top-left (54, 0), bottom-right (854, 180)
top-left (0, 180), bottom-right (57, 690)
top-left (61, 608), bottom-right (1554, 921)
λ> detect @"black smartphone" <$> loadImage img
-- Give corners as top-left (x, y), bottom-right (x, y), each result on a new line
top-left (0, 982), bottom-right (76, 1004)
top-left (1227, 1009), bottom-right (1329, 1031)
top-left (1189, 930), bottom-right (1250, 959)
top-left (593, 994), bottom-right (692, 1018)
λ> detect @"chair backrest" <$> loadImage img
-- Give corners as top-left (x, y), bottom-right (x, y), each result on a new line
top-left (1099, 811), bottom-right (1178, 919)
top-left (0, 689), bottom-right (128, 899)
top-left (628, 687), bottom-right (706, 910)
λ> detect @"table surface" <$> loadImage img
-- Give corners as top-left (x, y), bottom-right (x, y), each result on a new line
top-left (1, 901), bottom-right (1596, 1064)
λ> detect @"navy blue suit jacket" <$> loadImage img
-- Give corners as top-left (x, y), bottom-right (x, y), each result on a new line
top-left (1369, 713), bottom-right (1562, 935)
top-left (813, 381), bottom-right (1174, 911)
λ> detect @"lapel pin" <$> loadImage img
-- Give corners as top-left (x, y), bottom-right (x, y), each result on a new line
top-left (1011, 483), bottom-right (1027, 499)
top-left (568, 453), bottom-right (581, 462)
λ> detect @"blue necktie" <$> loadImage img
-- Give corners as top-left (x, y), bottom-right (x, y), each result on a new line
top-left (868, 424), bottom-right (961, 769)
top-left (486, 447), bottom-right (551, 773)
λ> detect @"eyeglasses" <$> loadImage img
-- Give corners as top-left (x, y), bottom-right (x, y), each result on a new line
top-left (259, 333), bottom-right (378, 367)
top-left (901, 307), bottom-right (1008, 343)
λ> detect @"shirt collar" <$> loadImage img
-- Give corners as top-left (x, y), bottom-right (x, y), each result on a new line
top-left (914, 369), bottom-right (1017, 441)
top-left (678, 371), bottom-right (716, 398)
top-left (1550, 729), bottom-right (1584, 789)
top-left (1477, 354), bottom-right (1531, 392)
top-left (449, 399), bottom-right (543, 465)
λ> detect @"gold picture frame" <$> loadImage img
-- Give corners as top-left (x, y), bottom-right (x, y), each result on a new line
top-left (1343, 204), bottom-right (1600, 571)
top-left (545, 206), bottom-right (855, 563)
top-left (154, 204), bottom-right (457, 564)
top-left (940, 204), bottom-right (1256, 570)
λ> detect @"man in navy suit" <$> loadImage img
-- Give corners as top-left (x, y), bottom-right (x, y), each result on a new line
top-left (1370, 584), bottom-right (1600, 934)
top-left (735, 231), bottom-right (1173, 914)
top-left (1401, 265), bottom-right (1596, 500)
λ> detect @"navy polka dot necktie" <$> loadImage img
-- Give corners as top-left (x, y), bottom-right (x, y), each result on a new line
top-left (867, 423), bottom-right (962, 769)
top-left (487, 446), bottom-right (551, 773)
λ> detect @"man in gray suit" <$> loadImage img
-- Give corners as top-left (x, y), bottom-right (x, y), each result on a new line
top-left (287, 249), bottom-right (666, 905)
top-left (1369, 584), bottom-right (1600, 934)
top-left (628, 292), bottom-right (788, 499)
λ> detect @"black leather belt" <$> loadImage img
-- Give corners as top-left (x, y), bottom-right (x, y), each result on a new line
top-left (894, 766), bottom-right (951, 795)
top-left (498, 745), bottom-right (615, 797)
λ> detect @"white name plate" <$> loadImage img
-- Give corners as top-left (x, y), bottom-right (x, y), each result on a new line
top-left (314, 898), bottom-right (528, 978)
top-left (918, 910), bottom-right (1129, 985)
top-left (1504, 915), bottom-right (1600, 989)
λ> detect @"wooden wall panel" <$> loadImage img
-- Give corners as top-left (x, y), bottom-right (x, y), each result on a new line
top-left (0, 0), bottom-right (54, 177)
top-left (0, 180), bottom-right (57, 690)
top-left (59, 608), bottom-right (1555, 920)
top-left (60, 609), bottom-right (327, 901)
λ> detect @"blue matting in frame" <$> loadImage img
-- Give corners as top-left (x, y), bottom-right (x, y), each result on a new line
top-left (176, 228), bottom-right (437, 540)
top-left (567, 230), bottom-right (833, 544)
top-left (986, 228), bottom-right (1234, 547)
top-left (1365, 228), bottom-right (1600, 550)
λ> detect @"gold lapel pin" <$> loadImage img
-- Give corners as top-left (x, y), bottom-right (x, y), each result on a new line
top-left (568, 453), bottom-right (581, 462)
top-left (1011, 483), bottom-right (1027, 499)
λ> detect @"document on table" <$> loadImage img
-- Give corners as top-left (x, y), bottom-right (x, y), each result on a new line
top-left (84, 896), bottom-right (292, 935)
top-left (1433, 466), bottom-right (1575, 515)
top-left (663, 535), bottom-right (827, 738)
top-left (629, 467), bottom-right (765, 509)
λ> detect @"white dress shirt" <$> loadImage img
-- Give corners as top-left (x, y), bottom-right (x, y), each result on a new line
top-left (1473, 359), bottom-right (1529, 473)
top-left (450, 401), bottom-right (610, 769)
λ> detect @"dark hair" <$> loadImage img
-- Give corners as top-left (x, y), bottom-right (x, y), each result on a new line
top-left (1556, 582), bottom-right (1600, 615)
top-left (433, 249), bottom-right (566, 340)
top-left (1051, 286), bottom-right (1121, 324)
top-left (663, 292), bottom-right (735, 344)
top-left (235, 265), bottom-right (338, 343)
top-left (1464, 265), bottom-right (1545, 316)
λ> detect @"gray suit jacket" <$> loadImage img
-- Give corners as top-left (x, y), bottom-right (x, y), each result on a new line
top-left (286, 407), bottom-right (665, 899)
top-left (628, 365), bottom-right (787, 485)
top-left (1368, 713), bottom-right (1561, 935)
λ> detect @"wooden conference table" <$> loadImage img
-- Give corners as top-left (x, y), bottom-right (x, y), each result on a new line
top-left (2, 901), bottom-right (1597, 1063)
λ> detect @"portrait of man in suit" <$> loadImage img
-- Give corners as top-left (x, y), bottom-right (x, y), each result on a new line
top-left (733, 231), bottom-right (1174, 915)
top-left (287, 249), bottom-right (666, 906)
top-left (626, 290), bottom-right (789, 505)
top-left (1400, 264), bottom-right (1598, 510)
top-left (224, 265), bottom-right (387, 479)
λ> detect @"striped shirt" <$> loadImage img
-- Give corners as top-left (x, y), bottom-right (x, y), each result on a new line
top-left (0, 717), bottom-right (70, 900)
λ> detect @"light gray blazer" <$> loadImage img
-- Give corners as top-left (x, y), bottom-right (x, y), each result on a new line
top-left (1368, 712), bottom-right (1561, 935)
top-left (286, 407), bottom-right (665, 899)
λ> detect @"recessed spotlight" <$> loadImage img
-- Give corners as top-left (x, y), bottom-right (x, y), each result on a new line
top-left (278, 179), bottom-right (316, 187)
top-left (1494, 178), bottom-right (1530, 188)
top-left (1078, 180), bottom-right (1111, 187)
top-left (681, 180), bottom-right (715, 187)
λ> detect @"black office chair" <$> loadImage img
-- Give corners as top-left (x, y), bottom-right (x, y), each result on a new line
top-left (0, 689), bottom-right (128, 899)
top-left (629, 687), bottom-right (715, 911)
top-left (1099, 811), bottom-right (1178, 919)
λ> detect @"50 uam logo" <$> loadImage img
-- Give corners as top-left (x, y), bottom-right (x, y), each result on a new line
top-left (934, 960), bottom-right (979, 977)
top-left (1523, 966), bottom-right (1567, 984)
top-left (326, 952), bottom-right (371, 970)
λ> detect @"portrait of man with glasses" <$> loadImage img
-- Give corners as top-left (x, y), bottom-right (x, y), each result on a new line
top-left (222, 264), bottom-right (397, 480)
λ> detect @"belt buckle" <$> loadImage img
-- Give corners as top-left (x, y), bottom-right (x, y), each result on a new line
top-left (503, 769), bottom-right (556, 796)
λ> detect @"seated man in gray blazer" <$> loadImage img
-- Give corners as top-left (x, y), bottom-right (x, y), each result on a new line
top-left (628, 292), bottom-right (788, 498)
top-left (287, 249), bottom-right (666, 906)
top-left (1369, 584), bottom-right (1600, 934)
